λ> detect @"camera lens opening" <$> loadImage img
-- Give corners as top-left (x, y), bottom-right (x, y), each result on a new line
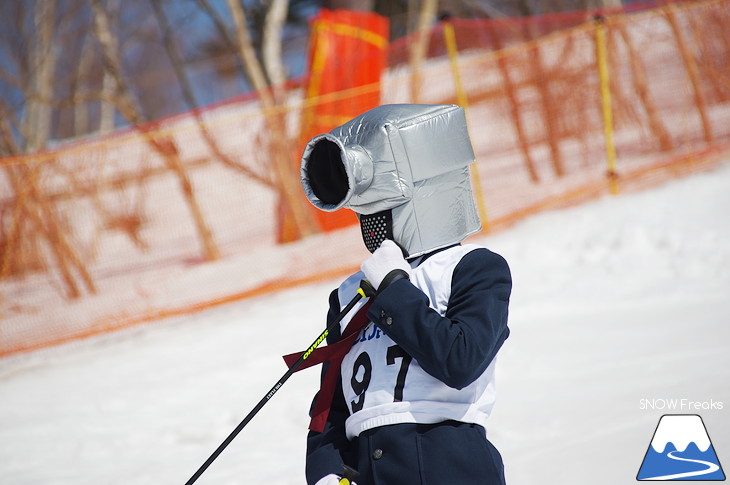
top-left (307, 138), bottom-right (350, 206)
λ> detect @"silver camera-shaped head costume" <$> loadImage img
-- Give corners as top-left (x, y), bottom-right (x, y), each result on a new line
top-left (300, 104), bottom-right (481, 259)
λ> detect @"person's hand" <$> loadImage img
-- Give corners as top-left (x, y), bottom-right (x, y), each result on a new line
top-left (315, 474), bottom-right (357, 485)
top-left (360, 239), bottom-right (410, 292)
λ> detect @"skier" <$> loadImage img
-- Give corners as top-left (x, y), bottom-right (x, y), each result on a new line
top-left (297, 104), bottom-right (511, 485)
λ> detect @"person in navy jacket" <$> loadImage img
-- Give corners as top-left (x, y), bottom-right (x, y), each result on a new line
top-left (297, 105), bottom-right (512, 485)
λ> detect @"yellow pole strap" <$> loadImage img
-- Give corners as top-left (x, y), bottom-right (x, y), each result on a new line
top-left (595, 16), bottom-right (619, 195)
top-left (442, 20), bottom-right (491, 232)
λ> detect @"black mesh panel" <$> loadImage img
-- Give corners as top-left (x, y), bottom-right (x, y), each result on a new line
top-left (359, 210), bottom-right (394, 253)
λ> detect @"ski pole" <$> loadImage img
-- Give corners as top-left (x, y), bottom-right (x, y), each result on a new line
top-left (184, 280), bottom-right (376, 485)
top-left (338, 465), bottom-right (359, 484)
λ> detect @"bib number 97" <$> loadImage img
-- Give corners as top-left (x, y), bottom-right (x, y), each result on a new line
top-left (350, 345), bottom-right (412, 412)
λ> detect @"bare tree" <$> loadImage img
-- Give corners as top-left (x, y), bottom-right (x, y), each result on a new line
top-left (324, 0), bottom-right (375, 9)
top-left (149, 0), bottom-right (274, 187)
top-left (262, 0), bottom-right (289, 101)
top-left (0, 2), bottom-right (97, 299)
top-left (224, 0), bottom-right (317, 242)
top-left (408, 0), bottom-right (438, 102)
top-left (90, 0), bottom-right (221, 261)
top-left (25, 1), bottom-right (56, 151)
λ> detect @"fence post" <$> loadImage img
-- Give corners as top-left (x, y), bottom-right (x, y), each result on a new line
top-left (442, 18), bottom-right (491, 232)
top-left (594, 15), bottom-right (618, 195)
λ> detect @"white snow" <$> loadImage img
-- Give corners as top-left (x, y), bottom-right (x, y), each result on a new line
top-left (1, 162), bottom-right (729, 485)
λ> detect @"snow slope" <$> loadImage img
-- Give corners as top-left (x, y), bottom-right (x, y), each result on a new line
top-left (1, 163), bottom-right (729, 485)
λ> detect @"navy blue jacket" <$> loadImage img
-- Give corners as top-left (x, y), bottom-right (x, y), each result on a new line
top-left (306, 246), bottom-right (511, 485)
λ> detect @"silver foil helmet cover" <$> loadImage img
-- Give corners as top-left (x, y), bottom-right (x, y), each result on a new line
top-left (300, 104), bottom-right (481, 258)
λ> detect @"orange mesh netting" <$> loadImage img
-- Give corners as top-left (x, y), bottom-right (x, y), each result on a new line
top-left (1, 0), bottom-right (729, 357)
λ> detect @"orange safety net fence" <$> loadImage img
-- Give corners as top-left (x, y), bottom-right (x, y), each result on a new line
top-left (1, 0), bottom-right (729, 358)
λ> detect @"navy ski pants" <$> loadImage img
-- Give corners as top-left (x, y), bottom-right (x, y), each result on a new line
top-left (352, 420), bottom-right (505, 485)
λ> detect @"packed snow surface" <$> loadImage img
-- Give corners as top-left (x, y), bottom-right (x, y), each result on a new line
top-left (1, 163), bottom-right (729, 485)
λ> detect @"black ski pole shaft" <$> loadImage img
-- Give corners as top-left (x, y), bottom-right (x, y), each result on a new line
top-left (339, 464), bottom-right (360, 485)
top-left (184, 280), bottom-right (375, 485)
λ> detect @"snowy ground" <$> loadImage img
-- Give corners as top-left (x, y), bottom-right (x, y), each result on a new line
top-left (1, 162), bottom-right (729, 485)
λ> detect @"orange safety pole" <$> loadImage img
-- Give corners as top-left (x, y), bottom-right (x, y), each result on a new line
top-left (442, 19), bottom-right (491, 232)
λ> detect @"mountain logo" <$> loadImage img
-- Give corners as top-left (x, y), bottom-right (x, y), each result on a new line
top-left (637, 414), bottom-right (725, 481)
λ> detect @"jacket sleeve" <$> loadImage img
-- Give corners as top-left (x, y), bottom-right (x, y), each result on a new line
top-left (365, 248), bottom-right (511, 390)
top-left (305, 289), bottom-right (356, 484)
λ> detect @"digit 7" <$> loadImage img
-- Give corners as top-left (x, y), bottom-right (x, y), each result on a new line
top-left (386, 345), bottom-right (412, 402)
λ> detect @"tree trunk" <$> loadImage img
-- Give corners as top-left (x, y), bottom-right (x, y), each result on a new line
top-left (522, 20), bottom-right (564, 177)
top-left (408, 0), bottom-right (438, 103)
top-left (25, 1), bottom-right (56, 151)
top-left (665, 5), bottom-right (713, 144)
top-left (323, 0), bottom-right (374, 10)
top-left (484, 20), bottom-right (539, 183)
top-left (2, 162), bottom-right (97, 298)
top-left (616, 22), bottom-right (672, 151)
top-left (74, 33), bottom-right (93, 136)
top-left (226, 0), bottom-right (317, 242)
top-left (1, 2), bottom-right (97, 298)
top-left (91, 0), bottom-right (221, 262)
top-left (150, 0), bottom-right (274, 189)
top-left (99, 70), bottom-right (116, 134)
top-left (262, 0), bottom-right (289, 101)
